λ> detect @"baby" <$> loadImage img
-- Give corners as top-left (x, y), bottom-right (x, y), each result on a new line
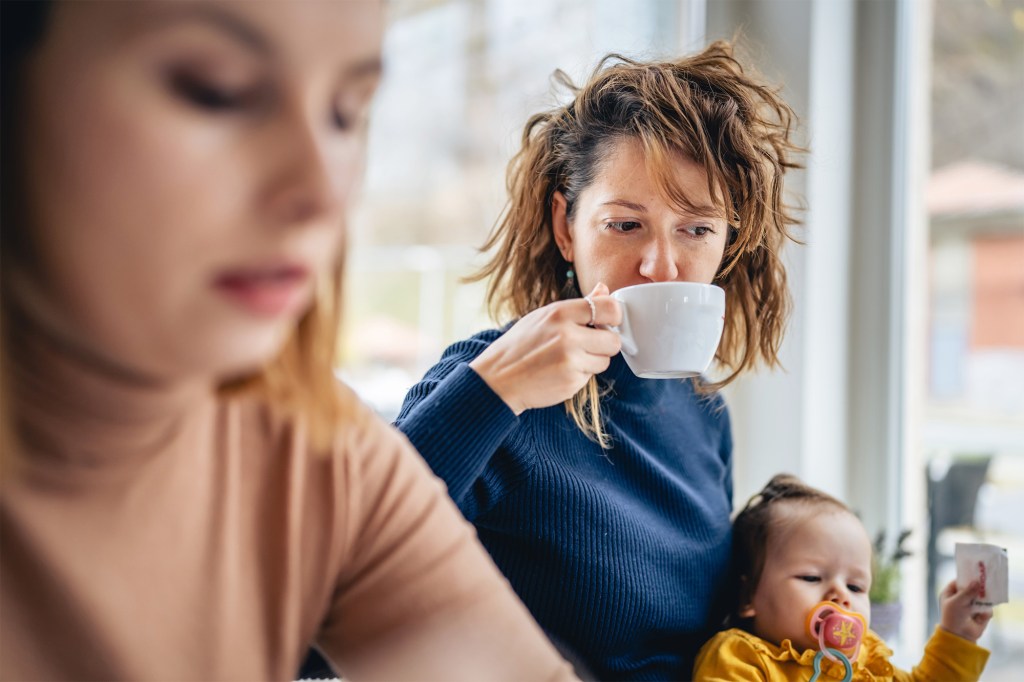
top-left (694, 474), bottom-right (992, 681)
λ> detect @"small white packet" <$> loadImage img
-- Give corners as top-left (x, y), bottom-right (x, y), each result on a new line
top-left (955, 542), bottom-right (1009, 610)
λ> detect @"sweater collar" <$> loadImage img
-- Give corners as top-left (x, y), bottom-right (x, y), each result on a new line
top-left (602, 352), bottom-right (641, 386)
top-left (600, 352), bottom-right (698, 403)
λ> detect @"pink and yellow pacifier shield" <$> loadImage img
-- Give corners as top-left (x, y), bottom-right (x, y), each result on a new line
top-left (805, 602), bottom-right (866, 662)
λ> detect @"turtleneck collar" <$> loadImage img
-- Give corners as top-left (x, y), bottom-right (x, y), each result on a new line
top-left (599, 352), bottom-right (699, 404)
top-left (601, 352), bottom-right (644, 388)
top-left (7, 311), bottom-right (214, 470)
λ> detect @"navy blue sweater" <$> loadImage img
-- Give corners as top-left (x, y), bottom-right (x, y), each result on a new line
top-left (395, 329), bottom-right (733, 681)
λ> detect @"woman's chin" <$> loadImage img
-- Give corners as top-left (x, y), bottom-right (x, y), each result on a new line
top-left (199, 328), bottom-right (294, 381)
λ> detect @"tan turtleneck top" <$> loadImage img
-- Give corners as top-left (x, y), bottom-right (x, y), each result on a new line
top-left (0, 332), bottom-right (576, 681)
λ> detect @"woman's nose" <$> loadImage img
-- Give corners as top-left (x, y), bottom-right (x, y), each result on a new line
top-left (638, 235), bottom-right (680, 282)
top-left (263, 112), bottom-right (349, 227)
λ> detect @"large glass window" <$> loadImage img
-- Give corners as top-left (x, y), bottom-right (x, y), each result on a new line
top-left (337, 3), bottom-right (1024, 674)
top-left (921, 0), bottom-right (1024, 671)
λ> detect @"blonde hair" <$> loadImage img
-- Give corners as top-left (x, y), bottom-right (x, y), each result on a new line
top-left (471, 41), bottom-right (803, 447)
top-left (219, 259), bottom-right (355, 451)
top-left (1, 2), bottom-right (353, 459)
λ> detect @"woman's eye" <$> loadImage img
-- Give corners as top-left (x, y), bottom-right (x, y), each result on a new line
top-left (332, 110), bottom-right (354, 131)
top-left (685, 225), bottom-right (714, 238)
top-left (332, 106), bottom-right (368, 133)
top-left (171, 73), bottom-right (255, 112)
top-left (607, 221), bottom-right (641, 233)
top-left (333, 86), bottom-right (377, 133)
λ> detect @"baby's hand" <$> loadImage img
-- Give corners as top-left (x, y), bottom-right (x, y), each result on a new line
top-left (939, 579), bottom-right (993, 643)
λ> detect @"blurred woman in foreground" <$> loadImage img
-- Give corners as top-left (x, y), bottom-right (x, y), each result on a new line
top-left (0, 2), bottom-right (574, 680)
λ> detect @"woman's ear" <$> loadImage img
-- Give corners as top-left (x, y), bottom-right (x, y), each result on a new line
top-left (551, 191), bottom-right (573, 262)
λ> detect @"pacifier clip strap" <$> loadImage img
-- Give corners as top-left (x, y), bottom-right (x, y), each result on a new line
top-left (809, 648), bottom-right (854, 682)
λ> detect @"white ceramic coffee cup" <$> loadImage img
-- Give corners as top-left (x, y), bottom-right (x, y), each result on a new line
top-left (610, 281), bottom-right (725, 378)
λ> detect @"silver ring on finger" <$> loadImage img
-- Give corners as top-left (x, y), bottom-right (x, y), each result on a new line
top-left (583, 295), bottom-right (597, 327)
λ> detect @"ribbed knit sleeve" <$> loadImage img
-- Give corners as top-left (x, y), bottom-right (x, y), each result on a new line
top-left (717, 395), bottom-right (734, 506)
top-left (396, 338), bottom-right (735, 680)
top-left (394, 331), bottom-right (520, 518)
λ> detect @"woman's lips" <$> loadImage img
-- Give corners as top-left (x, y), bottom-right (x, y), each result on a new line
top-left (213, 264), bottom-right (311, 317)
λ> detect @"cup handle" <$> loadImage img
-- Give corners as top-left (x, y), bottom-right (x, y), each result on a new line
top-left (610, 302), bottom-right (638, 356)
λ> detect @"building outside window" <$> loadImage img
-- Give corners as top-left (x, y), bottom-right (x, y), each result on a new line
top-left (920, 0), bottom-right (1024, 671)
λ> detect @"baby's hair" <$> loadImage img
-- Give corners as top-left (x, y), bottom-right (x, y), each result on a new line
top-left (722, 474), bottom-right (850, 627)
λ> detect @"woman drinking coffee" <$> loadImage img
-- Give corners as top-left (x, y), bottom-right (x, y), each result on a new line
top-left (394, 42), bottom-right (803, 680)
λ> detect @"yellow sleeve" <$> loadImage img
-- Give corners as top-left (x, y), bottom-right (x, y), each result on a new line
top-left (693, 629), bottom-right (770, 681)
top-left (894, 627), bottom-right (990, 682)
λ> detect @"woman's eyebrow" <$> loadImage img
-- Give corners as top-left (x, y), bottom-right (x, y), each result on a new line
top-left (141, 5), bottom-right (382, 84)
top-left (144, 3), bottom-right (273, 57)
top-left (601, 198), bottom-right (725, 219)
top-left (343, 56), bottom-right (384, 84)
top-left (601, 199), bottom-right (648, 212)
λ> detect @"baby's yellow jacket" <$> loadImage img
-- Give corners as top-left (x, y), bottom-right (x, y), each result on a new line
top-left (693, 626), bottom-right (988, 681)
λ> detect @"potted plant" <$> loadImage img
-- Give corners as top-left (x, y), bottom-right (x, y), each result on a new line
top-left (869, 528), bottom-right (912, 640)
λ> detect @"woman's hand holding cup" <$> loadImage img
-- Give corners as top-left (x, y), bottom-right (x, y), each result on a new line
top-left (470, 283), bottom-right (622, 415)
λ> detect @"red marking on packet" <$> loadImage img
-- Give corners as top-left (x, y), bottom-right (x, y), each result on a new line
top-left (956, 543), bottom-right (1009, 612)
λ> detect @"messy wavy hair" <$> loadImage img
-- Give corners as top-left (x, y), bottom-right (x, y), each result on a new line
top-left (472, 40), bottom-right (804, 446)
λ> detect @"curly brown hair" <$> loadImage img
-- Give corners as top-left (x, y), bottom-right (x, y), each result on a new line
top-left (471, 40), bottom-right (804, 445)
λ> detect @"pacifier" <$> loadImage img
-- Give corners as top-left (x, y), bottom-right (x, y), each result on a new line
top-left (805, 602), bottom-right (866, 663)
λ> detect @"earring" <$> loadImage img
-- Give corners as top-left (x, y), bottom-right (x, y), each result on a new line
top-left (562, 264), bottom-right (579, 298)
